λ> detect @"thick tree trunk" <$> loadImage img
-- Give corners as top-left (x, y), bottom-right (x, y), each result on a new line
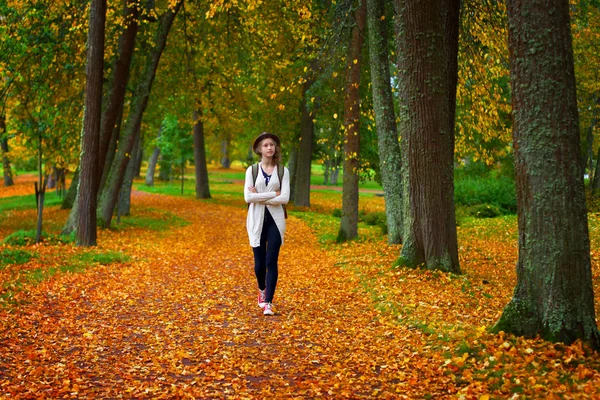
top-left (220, 139), bottom-right (230, 168)
top-left (367, 0), bottom-right (403, 244)
top-left (492, 0), bottom-right (600, 348)
top-left (293, 80), bottom-right (315, 207)
top-left (338, 0), bottom-right (366, 242)
top-left (77, 0), bottom-right (107, 246)
top-left (98, 1), bottom-right (140, 184)
top-left (97, 2), bottom-right (182, 228)
top-left (62, 168), bottom-right (79, 209)
top-left (393, 0), bottom-right (460, 272)
top-left (193, 109), bottom-right (211, 199)
top-left (118, 132), bottom-right (140, 216)
top-left (1, 115), bottom-right (14, 187)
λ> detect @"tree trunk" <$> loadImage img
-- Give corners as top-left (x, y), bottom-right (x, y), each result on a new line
top-left (393, 0), bottom-right (460, 272)
top-left (158, 155), bottom-right (171, 181)
top-left (46, 166), bottom-right (56, 189)
top-left (146, 126), bottom-right (161, 186)
top-left (330, 157), bottom-right (341, 185)
top-left (118, 131), bottom-right (140, 217)
top-left (133, 138), bottom-right (143, 178)
top-left (62, 168), bottom-right (79, 210)
top-left (99, 99), bottom-right (124, 195)
top-left (97, 2), bottom-right (182, 228)
top-left (98, 0), bottom-right (140, 185)
top-left (288, 138), bottom-right (299, 199)
top-left (337, 0), bottom-right (366, 242)
top-left (1, 115), bottom-right (14, 187)
top-left (367, 0), bottom-right (403, 244)
top-left (77, 0), bottom-right (107, 247)
top-left (592, 146), bottom-right (600, 196)
top-left (193, 109), bottom-right (211, 199)
top-left (293, 79), bottom-right (315, 208)
top-left (220, 139), bottom-right (230, 168)
top-left (492, 0), bottom-right (600, 348)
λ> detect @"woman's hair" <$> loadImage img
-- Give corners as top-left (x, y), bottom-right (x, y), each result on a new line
top-left (255, 138), bottom-right (281, 165)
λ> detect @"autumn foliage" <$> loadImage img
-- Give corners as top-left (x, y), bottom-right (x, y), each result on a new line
top-left (1, 174), bottom-right (599, 398)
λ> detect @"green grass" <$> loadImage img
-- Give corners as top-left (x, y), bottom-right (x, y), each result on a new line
top-left (1, 249), bottom-right (130, 306)
top-left (111, 208), bottom-right (190, 231)
top-left (0, 248), bottom-right (36, 269)
top-left (71, 250), bottom-right (130, 265)
top-left (3, 229), bottom-right (75, 246)
top-left (0, 192), bottom-right (64, 213)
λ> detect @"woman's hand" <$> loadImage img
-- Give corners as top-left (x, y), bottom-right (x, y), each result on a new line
top-left (248, 186), bottom-right (257, 193)
top-left (275, 191), bottom-right (281, 196)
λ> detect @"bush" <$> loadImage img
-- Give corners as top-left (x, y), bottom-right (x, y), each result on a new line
top-left (469, 204), bottom-right (501, 218)
top-left (360, 211), bottom-right (388, 235)
top-left (454, 175), bottom-right (516, 214)
top-left (332, 208), bottom-right (342, 218)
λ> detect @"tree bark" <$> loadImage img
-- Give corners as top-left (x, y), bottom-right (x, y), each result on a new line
top-left (118, 130), bottom-right (140, 216)
top-left (146, 152), bottom-right (160, 185)
top-left (293, 79), bottom-right (315, 207)
top-left (97, 2), bottom-right (182, 228)
top-left (367, 0), bottom-right (403, 244)
top-left (98, 0), bottom-right (140, 184)
top-left (492, 0), bottom-right (600, 348)
top-left (393, 0), bottom-right (460, 272)
top-left (193, 109), bottom-right (211, 199)
top-left (77, 0), bottom-right (106, 247)
top-left (220, 139), bottom-right (230, 168)
top-left (133, 137), bottom-right (143, 178)
top-left (337, 0), bottom-right (366, 242)
top-left (62, 168), bottom-right (79, 210)
top-left (1, 115), bottom-right (14, 187)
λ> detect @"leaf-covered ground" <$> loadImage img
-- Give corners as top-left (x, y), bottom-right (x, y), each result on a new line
top-left (1, 174), bottom-right (599, 398)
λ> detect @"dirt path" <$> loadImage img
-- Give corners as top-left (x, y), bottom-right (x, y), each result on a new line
top-left (0, 191), bottom-right (454, 398)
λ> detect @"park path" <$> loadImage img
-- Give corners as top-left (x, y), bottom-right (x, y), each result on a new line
top-left (0, 191), bottom-right (456, 398)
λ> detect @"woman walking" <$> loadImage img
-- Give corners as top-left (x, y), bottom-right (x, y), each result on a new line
top-left (244, 132), bottom-right (290, 315)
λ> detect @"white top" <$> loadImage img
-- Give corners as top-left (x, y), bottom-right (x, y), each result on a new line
top-left (244, 164), bottom-right (290, 247)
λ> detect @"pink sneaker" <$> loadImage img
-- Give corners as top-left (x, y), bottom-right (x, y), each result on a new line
top-left (258, 289), bottom-right (266, 308)
top-left (263, 303), bottom-right (274, 316)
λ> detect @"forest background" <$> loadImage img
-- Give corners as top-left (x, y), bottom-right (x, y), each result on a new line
top-left (1, 0), bottom-right (600, 397)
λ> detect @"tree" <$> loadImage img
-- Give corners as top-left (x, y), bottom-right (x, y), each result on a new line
top-left (146, 127), bottom-right (161, 186)
top-left (1, 115), bottom-right (14, 186)
top-left (291, 78), bottom-right (315, 207)
top-left (393, 0), bottom-right (461, 272)
top-left (97, 1), bottom-right (182, 228)
top-left (156, 114), bottom-right (194, 195)
top-left (193, 109), bottom-right (211, 199)
top-left (77, 0), bottom-right (107, 247)
top-left (337, 0), bottom-right (366, 242)
top-left (492, 0), bottom-right (600, 348)
top-left (366, 0), bottom-right (402, 244)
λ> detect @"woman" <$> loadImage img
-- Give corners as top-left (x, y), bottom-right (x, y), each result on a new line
top-left (244, 132), bottom-right (290, 315)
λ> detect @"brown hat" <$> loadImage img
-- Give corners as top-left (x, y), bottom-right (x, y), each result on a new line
top-left (253, 132), bottom-right (281, 155)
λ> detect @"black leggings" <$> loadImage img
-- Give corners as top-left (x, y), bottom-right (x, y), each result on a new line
top-left (252, 209), bottom-right (282, 303)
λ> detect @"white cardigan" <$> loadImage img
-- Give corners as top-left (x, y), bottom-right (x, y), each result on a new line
top-left (244, 164), bottom-right (290, 247)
